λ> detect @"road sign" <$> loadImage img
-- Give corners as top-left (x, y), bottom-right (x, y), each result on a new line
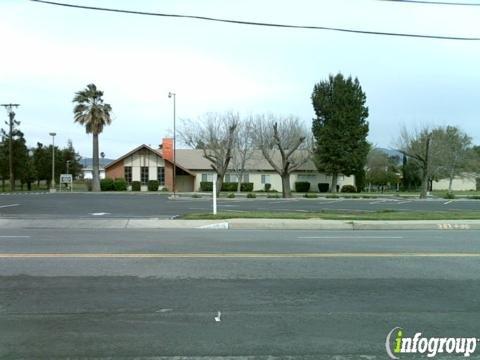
top-left (60, 174), bottom-right (73, 192)
top-left (60, 174), bottom-right (73, 184)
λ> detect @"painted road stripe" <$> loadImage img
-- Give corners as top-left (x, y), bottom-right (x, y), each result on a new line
top-left (1, 252), bottom-right (480, 258)
top-left (0, 236), bottom-right (30, 238)
top-left (444, 200), bottom-right (455, 205)
top-left (297, 236), bottom-right (403, 239)
top-left (0, 204), bottom-right (20, 208)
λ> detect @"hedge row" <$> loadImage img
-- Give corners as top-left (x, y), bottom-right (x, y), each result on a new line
top-left (199, 181), bottom-right (356, 193)
top-left (200, 182), bottom-right (254, 192)
top-left (100, 178), bottom-right (128, 191)
top-left (100, 178), bottom-right (163, 192)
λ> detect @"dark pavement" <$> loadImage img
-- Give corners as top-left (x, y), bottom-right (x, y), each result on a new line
top-left (0, 192), bottom-right (478, 219)
top-left (1, 229), bottom-right (480, 358)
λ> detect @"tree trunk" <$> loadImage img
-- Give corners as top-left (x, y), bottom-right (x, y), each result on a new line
top-left (331, 173), bottom-right (338, 193)
top-left (92, 133), bottom-right (101, 192)
top-left (281, 173), bottom-right (291, 198)
top-left (448, 169), bottom-right (455, 193)
top-left (420, 167), bottom-right (428, 199)
top-left (215, 173), bottom-right (223, 197)
top-left (236, 172), bottom-right (243, 193)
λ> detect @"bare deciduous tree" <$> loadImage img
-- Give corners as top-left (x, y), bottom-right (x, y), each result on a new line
top-left (430, 126), bottom-right (473, 193)
top-left (253, 114), bottom-right (312, 198)
top-left (231, 116), bottom-right (255, 193)
top-left (398, 125), bottom-right (474, 197)
top-left (179, 112), bottom-right (238, 196)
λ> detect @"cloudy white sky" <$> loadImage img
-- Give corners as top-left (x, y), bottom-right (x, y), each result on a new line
top-left (1, 0), bottom-right (480, 159)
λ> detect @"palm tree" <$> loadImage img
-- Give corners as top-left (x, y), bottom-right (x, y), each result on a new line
top-left (73, 84), bottom-right (112, 192)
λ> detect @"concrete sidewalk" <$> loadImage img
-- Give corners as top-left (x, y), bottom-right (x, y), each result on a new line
top-left (1, 218), bottom-right (479, 230)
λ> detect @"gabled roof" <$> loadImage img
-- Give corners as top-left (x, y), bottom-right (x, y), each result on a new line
top-left (105, 144), bottom-right (195, 176)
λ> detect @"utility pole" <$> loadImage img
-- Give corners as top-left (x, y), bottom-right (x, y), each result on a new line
top-left (1, 104), bottom-right (20, 192)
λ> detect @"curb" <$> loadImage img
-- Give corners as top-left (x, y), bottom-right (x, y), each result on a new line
top-left (1, 218), bottom-right (480, 230)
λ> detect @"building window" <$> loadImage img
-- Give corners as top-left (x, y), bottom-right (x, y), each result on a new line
top-left (157, 167), bottom-right (165, 186)
top-left (224, 174), bottom-right (238, 183)
top-left (124, 166), bottom-right (132, 184)
top-left (141, 166), bottom-right (149, 185)
top-left (201, 173), bottom-right (213, 182)
top-left (261, 174), bottom-right (271, 184)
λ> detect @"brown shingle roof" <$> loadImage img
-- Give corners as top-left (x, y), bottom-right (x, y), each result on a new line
top-left (174, 149), bottom-right (316, 172)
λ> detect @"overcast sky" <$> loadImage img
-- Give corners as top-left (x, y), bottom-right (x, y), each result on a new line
top-left (1, 0), bottom-right (480, 159)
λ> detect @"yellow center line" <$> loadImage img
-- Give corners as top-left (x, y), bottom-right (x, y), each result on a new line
top-left (0, 253), bottom-right (480, 258)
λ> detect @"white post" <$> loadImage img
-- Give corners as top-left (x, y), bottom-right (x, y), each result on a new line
top-left (212, 173), bottom-right (217, 215)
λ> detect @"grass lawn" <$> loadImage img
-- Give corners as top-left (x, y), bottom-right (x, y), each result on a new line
top-left (182, 210), bottom-right (480, 221)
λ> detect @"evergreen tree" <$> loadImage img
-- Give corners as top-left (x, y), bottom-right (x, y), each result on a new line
top-left (311, 73), bottom-right (369, 192)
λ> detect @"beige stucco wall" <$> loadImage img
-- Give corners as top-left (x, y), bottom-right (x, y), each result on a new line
top-left (124, 152), bottom-right (165, 182)
top-left (432, 176), bottom-right (478, 191)
top-left (192, 170), bottom-right (355, 192)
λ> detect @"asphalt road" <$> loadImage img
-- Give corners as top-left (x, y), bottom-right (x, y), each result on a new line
top-left (1, 229), bottom-right (480, 358)
top-left (0, 192), bottom-right (479, 219)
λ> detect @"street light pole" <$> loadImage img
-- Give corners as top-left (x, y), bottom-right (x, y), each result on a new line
top-left (49, 132), bottom-right (56, 192)
top-left (66, 160), bottom-right (71, 175)
top-left (168, 92), bottom-right (176, 197)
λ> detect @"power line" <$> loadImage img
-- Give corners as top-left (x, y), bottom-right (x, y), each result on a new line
top-left (30, 0), bottom-right (480, 41)
top-left (379, 0), bottom-right (480, 6)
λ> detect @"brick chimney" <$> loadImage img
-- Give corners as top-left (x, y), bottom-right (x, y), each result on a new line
top-left (162, 138), bottom-right (173, 162)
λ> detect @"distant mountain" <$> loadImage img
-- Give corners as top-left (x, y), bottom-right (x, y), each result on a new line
top-left (80, 158), bottom-right (115, 168)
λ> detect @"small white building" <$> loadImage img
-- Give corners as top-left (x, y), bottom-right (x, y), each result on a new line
top-left (82, 166), bottom-right (106, 180)
top-left (432, 173), bottom-right (479, 191)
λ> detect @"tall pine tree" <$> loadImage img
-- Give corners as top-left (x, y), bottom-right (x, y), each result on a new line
top-left (311, 73), bottom-right (369, 192)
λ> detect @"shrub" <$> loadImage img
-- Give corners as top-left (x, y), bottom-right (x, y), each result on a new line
top-left (264, 183), bottom-right (271, 192)
top-left (267, 194), bottom-right (280, 198)
top-left (246, 193), bottom-right (256, 198)
top-left (304, 193), bottom-right (318, 198)
top-left (131, 181), bottom-right (141, 191)
top-left (240, 182), bottom-right (254, 192)
top-left (318, 183), bottom-right (330, 193)
top-left (325, 194), bottom-right (339, 198)
top-left (444, 192), bottom-right (455, 199)
top-left (200, 181), bottom-right (213, 191)
top-left (114, 178), bottom-right (128, 191)
top-left (341, 185), bottom-right (357, 193)
top-left (192, 194), bottom-right (202, 198)
top-left (148, 180), bottom-right (159, 191)
top-left (227, 193), bottom-right (235, 198)
top-left (160, 187), bottom-right (169, 192)
top-left (221, 182), bottom-right (238, 192)
top-left (295, 181), bottom-right (310, 192)
top-left (100, 178), bottom-right (115, 191)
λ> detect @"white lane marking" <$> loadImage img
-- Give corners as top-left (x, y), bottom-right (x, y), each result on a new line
top-left (89, 212), bottom-right (111, 216)
top-left (156, 308), bottom-right (173, 313)
top-left (318, 199), bottom-right (345, 205)
top-left (219, 205), bottom-right (238, 207)
top-left (0, 235), bottom-right (31, 238)
top-left (396, 200), bottom-right (412, 205)
top-left (215, 311), bottom-right (222, 322)
top-left (1, 252), bottom-right (479, 258)
top-left (0, 204), bottom-right (20, 209)
top-left (222, 209), bottom-right (247, 212)
top-left (444, 200), bottom-right (454, 205)
top-left (298, 236), bottom-right (404, 239)
top-left (295, 210), bottom-right (309, 212)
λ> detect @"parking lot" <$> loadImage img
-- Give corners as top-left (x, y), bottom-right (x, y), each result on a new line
top-left (0, 192), bottom-right (478, 219)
